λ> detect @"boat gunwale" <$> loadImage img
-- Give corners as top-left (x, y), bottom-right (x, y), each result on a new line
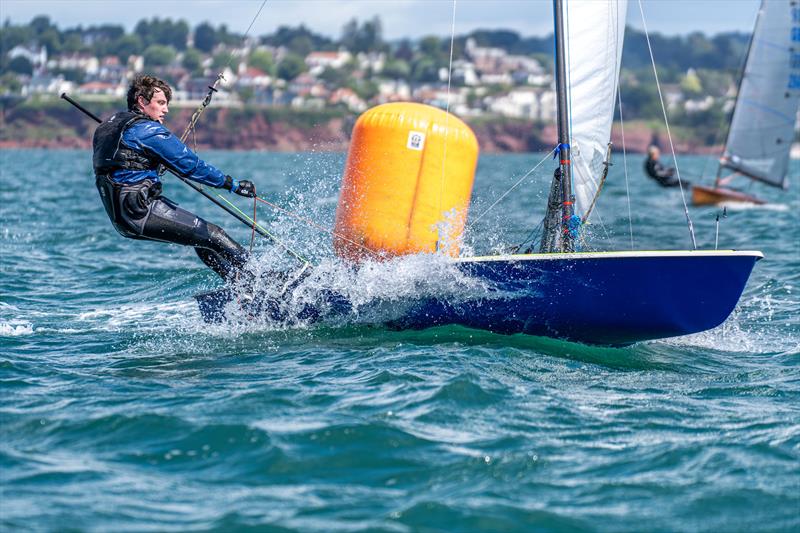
top-left (454, 250), bottom-right (764, 262)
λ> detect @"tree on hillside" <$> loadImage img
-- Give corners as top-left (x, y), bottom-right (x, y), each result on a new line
top-left (8, 56), bottom-right (33, 75)
top-left (215, 24), bottom-right (243, 47)
top-left (287, 34), bottom-right (314, 57)
top-left (182, 47), bottom-right (203, 74)
top-left (0, 72), bottom-right (22, 93)
top-left (135, 18), bottom-right (189, 50)
top-left (211, 51), bottom-right (231, 71)
top-left (248, 49), bottom-right (275, 75)
top-left (111, 34), bottom-right (143, 62)
top-left (27, 16), bottom-right (61, 53)
top-left (0, 22), bottom-right (33, 51)
top-left (347, 77), bottom-right (379, 101)
top-left (29, 15), bottom-right (54, 37)
top-left (411, 56), bottom-right (439, 83)
top-left (468, 29), bottom-right (521, 50)
top-left (261, 25), bottom-right (333, 51)
top-left (276, 53), bottom-right (306, 81)
top-left (393, 39), bottom-right (414, 61)
top-left (318, 65), bottom-right (350, 86)
top-left (687, 31), bottom-right (717, 69)
top-left (80, 24), bottom-right (126, 57)
top-left (618, 81), bottom-right (661, 119)
top-left (381, 58), bottom-right (411, 80)
top-left (86, 24), bottom-right (125, 42)
top-left (60, 31), bottom-right (86, 54)
top-left (340, 17), bottom-right (384, 54)
top-left (143, 44), bottom-right (177, 67)
top-left (194, 22), bottom-right (217, 53)
top-left (711, 32), bottom-right (749, 71)
top-left (419, 36), bottom-right (444, 60)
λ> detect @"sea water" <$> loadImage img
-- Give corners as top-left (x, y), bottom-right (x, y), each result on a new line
top-left (1, 149), bottom-right (798, 531)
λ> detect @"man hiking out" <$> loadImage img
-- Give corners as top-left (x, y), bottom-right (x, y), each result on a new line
top-left (644, 145), bottom-right (688, 188)
top-left (93, 74), bottom-right (256, 281)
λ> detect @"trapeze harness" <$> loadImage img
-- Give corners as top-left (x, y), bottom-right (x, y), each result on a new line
top-left (92, 111), bottom-right (248, 280)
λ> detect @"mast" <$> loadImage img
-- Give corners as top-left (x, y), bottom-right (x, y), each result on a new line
top-left (553, 0), bottom-right (575, 253)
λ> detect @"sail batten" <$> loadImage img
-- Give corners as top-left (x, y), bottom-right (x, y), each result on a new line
top-left (721, 0), bottom-right (799, 190)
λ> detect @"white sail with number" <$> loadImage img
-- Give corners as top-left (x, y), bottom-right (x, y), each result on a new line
top-left (721, 0), bottom-right (800, 189)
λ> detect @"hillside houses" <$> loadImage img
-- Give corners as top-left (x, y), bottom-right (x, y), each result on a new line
top-left (5, 32), bottom-right (560, 120)
top-left (3, 26), bottom-right (742, 127)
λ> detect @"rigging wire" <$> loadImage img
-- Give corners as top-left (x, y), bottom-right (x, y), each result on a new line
top-left (617, 84), bottom-right (634, 250)
top-left (466, 148), bottom-right (557, 229)
top-left (438, 0), bottom-right (458, 249)
top-left (515, 219), bottom-right (545, 254)
top-left (637, 0), bottom-right (697, 249)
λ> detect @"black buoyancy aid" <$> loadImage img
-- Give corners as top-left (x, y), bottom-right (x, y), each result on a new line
top-left (92, 110), bottom-right (159, 175)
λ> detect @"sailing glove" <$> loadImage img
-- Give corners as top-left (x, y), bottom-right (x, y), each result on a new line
top-left (223, 175), bottom-right (257, 198)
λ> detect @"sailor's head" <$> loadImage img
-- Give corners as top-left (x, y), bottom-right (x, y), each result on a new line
top-left (647, 145), bottom-right (660, 159)
top-left (128, 75), bottom-right (172, 123)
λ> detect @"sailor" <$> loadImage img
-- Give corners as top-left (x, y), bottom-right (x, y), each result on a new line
top-left (644, 145), bottom-right (686, 188)
top-left (93, 74), bottom-right (256, 280)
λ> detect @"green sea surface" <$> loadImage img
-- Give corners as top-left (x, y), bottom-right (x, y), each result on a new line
top-left (1, 149), bottom-right (798, 531)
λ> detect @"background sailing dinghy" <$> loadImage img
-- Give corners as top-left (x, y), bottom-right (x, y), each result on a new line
top-left (197, 0), bottom-right (763, 345)
top-left (692, 0), bottom-right (799, 206)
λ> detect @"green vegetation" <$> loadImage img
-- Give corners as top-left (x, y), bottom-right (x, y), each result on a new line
top-left (0, 15), bottom-right (762, 150)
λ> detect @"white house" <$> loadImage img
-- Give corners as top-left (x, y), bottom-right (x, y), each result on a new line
top-left (305, 50), bottom-right (352, 76)
top-left (9, 45), bottom-right (47, 71)
top-left (21, 74), bottom-right (73, 96)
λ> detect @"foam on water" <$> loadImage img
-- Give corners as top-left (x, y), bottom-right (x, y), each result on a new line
top-left (215, 250), bottom-right (496, 332)
top-left (76, 300), bottom-right (197, 331)
top-left (0, 321), bottom-right (34, 336)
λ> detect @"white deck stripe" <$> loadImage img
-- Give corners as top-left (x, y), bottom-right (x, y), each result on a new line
top-left (453, 250), bottom-right (764, 263)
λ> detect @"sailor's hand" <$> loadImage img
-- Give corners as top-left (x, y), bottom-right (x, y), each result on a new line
top-left (223, 175), bottom-right (257, 198)
top-left (234, 180), bottom-right (257, 198)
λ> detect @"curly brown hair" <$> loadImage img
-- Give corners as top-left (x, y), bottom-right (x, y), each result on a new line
top-left (127, 75), bottom-right (172, 110)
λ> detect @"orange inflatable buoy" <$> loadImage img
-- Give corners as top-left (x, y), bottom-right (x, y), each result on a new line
top-left (334, 102), bottom-right (479, 261)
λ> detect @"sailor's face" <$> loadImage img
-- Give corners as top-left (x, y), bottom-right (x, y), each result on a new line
top-left (138, 89), bottom-right (169, 123)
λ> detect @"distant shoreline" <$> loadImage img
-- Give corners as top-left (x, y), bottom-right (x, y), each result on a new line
top-left (3, 97), bottom-right (793, 156)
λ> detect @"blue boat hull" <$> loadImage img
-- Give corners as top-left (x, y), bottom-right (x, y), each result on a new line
top-left (195, 251), bottom-right (762, 345)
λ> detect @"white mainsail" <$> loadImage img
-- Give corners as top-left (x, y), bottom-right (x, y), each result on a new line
top-left (564, 0), bottom-right (628, 219)
top-left (721, 0), bottom-right (800, 189)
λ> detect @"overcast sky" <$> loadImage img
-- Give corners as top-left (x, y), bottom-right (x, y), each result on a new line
top-left (3, 0), bottom-right (761, 40)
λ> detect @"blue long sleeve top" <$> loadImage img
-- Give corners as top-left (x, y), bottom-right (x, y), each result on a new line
top-left (111, 121), bottom-right (227, 187)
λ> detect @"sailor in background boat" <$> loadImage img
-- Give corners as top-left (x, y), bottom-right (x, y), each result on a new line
top-left (644, 145), bottom-right (687, 188)
top-left (93, 74), bottom-right (257, 280)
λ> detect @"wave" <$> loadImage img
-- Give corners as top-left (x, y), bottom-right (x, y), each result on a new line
top-left (0, 321), bottom-right (34, 336)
